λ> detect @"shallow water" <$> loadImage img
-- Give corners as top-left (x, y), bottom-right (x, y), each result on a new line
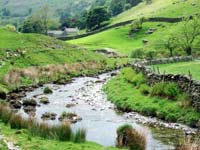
top-left (18, 71), bottom-right (196, 149)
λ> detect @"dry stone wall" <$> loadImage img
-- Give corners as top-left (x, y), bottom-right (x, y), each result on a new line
top-left (133, 56), bottom-right (200, 112)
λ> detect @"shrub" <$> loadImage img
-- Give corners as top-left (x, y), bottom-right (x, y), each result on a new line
top-left (139, 84), bottom-right (151, 95)
top-left (43, 87), bottom-right (53, 94)
top-left (151, 82), bottom-right (180, 100)
top-left (130, 48), bottom-right (144, 59)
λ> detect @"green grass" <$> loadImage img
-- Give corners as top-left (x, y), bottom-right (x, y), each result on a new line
top-left (152, 61), bottom-right (200, 80)
top-left (111, 0), bottom-right (200, 25)
top-left (69, 21), bottom-right (200, 56)
top-left (104, 68), bottom-right (200, 127)
top-left (0, 122), bottom-right (121, 150)
top-left (0, 28), bottom-right (130, 91)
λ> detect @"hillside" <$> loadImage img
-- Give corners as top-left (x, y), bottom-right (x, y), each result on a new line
top-left (68, 0), bottom-right (200, 57)
top-left (0, 27), bottom-right (129, 92)
top-left (111, 0), bottom-right (200, 24)
top-left (0, 0), bottom-right (96, 26)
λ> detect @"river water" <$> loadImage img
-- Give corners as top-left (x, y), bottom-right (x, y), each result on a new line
top-left (18, 71), bottom-right (197, 150)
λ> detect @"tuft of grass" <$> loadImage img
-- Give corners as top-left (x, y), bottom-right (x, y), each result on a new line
top-left (116, 124), bottom-right (147, 150)
top-left (0, 104), bottom-right (86, 142)
top-left (72, 129), bottom-right (87, 143)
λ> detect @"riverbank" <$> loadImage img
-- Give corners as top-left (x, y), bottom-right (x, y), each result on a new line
top-left (103, 68), bottom-right (200, 128)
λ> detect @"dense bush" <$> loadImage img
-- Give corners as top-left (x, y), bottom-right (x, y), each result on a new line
top-left (151, 82), bottom-right (180, 100)
top-left (139, 84), bottom-right (151, 95)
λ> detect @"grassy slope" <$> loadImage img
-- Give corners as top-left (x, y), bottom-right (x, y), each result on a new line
top-left (68, 0), bottom-right (200, 56)
top-left (0, 122), bottom-right (120, 150)
top-left (104, 68), bottom-right (200, 127)
top-left (111, 0), bottom-right (200, 24)
top-left (152, 60), bottom-right (200, 80)
top-left (68, 21), bottom-right (188, 55)
top-left (0, 28), bottom-right (130, 91)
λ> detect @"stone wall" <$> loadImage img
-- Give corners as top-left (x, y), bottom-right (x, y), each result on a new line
top-left (133, 56), bottom-right (200, 112)
top-left (60, 17), bottom-right (184, 41)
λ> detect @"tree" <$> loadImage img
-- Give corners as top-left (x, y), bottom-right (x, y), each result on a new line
top-left (164, 34), bottom-right (177, 57)
top-left (110, 0), bottom-right (125, 16)
top-left (20, 18), bottom-right (45, 33)
top-left (177, 16), bottom-right (200, 55)
top-left (32, 5), bottom-right (50, 34)
top-left (126, 0), bottom-right (142, 7)
top-left (86, 7), bottom-right (110, 30)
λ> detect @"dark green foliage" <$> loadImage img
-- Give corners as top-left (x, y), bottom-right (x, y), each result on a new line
top-left (43, 87), bottom-right (53, 94)
top-left (86, 6), bottom-right (111, 30)
top-left (110, 0), bottom-right (125, 16)
top-left (20, 19), bottom-right (45, 34)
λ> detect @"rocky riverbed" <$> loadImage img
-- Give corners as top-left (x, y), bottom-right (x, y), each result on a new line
top-left (8, 71), bottom-right (198, 149)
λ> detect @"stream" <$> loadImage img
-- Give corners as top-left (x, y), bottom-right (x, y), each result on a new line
top-left (18, 71), bottom-right (197, 150)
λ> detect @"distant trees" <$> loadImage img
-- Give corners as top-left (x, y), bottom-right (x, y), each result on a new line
top-left (2, 8), bottom-right (10, 16)
top-left (20, 5), bottom-right (50, 34)
top-left (86, 7), bottom-right (110, 31)
top-left (163, 16), bottom-right (200, 56)
top-left (177, 16), bottom-right (200, 55)
top-left (110, 0), bottom-right (125, 16)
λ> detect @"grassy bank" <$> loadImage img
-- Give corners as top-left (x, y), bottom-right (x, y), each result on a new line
top-left (152, 60), bottom-right (200, 80)
top-left (104, 68), bottom-right (200, 127)
top-left (0, 122), bottom-right (121, 150)
top-left (0, 28), bottom-right (130, 93)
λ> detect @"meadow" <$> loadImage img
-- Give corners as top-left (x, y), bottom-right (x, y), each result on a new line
top-left (152, 60), bottom-right (200, 80)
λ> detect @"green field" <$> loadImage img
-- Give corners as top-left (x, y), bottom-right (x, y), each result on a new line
top-left (68, 21), bottom-right (199, 56)
top-left (152, 61), bottom-right (200, 80)
top-left (111, 0), bottom-right (200, 25)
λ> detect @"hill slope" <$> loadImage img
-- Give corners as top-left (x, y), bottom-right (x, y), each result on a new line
top-left (111, 0), bottom-right (200, 24)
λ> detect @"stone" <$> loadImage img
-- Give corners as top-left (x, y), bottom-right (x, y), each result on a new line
top-left (58, 112), bottom-right (82, 124)
top-left (41, 112), bottom-right (57, 120)
top-left (142, 39), bottom-right (148, 44)
top-left (10, 100), bottom-right (22, 109)
top-left (39, 97), bottom-right (49, 104)
top-left (65, 103), bottom-right (76, 108)
top-left (24, 106), bottom-right (36, 114)
top-left (0, 91), bottom-right (6, 100)
top-left (23, 99), bottom-right (37, 106)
